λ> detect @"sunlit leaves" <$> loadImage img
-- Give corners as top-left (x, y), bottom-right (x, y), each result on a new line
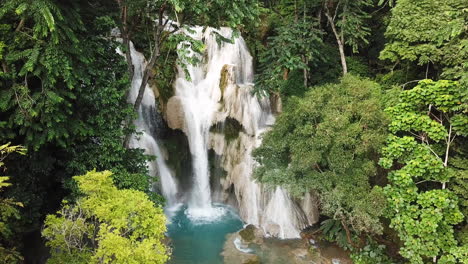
top-left (0, 143), bottom-right (25, 263)
top-left (42, 171), bottom-right (169, 264)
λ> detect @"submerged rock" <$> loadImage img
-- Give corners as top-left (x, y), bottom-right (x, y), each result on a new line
top-left (222, 233), bottom-right (258, 264)
top-left (238, 224), bottom-right (264, 244)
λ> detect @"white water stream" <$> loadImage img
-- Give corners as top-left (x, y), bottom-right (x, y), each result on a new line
top-left (125, 42), bottom-right (179, 206)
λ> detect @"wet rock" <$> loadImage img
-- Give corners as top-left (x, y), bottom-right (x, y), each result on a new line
top-left (300, 226), bottom-right (321, 241)
top-left (222, 233), bottom-right (258, 264)
top-left (165, 96), bottom-right (185, 132)
top-left (239, 224), bottom-right (256, 242)
top-left (269, 93), bottom-right (282, 114)
top-left (243, 255), bottom-right (260, 264)
top-left (239, 224), bottom-right (264, 244)
top-left (300, 192), bottom-right (320, 225)
top-left (263, 223), bottom-right (281, 237)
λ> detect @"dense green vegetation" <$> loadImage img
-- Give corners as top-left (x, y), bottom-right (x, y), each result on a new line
top-left (251, 0), bottom-right (467, 263)
top-left (0, 0), bottom-right (466, 263)
top-left (254, 75), bottom-right (388, 244)
top-left (0, 143), bottom-right (25, 263)
top-left (380, 80), bottom-right (467, 263)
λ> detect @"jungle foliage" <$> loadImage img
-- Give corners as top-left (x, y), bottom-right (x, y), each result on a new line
top-left (0, 0), bottom-right (467, 263)
top-left (0, 0), bottom-right (260, 262)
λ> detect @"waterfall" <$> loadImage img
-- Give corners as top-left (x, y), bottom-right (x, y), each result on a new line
top-left (168, 27), bottom-right (316, 237)
top-left (173, 27), bottom-right (258, 218)
top-left (124, 41), bottom-right (179, 206)
top-left (121, 24), bottom-right (318, 238)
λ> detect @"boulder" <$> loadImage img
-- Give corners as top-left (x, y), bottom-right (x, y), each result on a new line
top-left (165, 96), bottom-right (185, 131)
top-left (239, 224), bottom-right (264, 244)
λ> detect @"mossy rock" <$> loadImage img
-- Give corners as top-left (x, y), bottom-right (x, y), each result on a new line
top-left (210, 118), bottom-right (243, 143)
top-left (243, 255), bottom-right (260, 264)
top-left (239, 224), bottom-right (257, 242)
top-left (219, 64), bottom-right (230, 100)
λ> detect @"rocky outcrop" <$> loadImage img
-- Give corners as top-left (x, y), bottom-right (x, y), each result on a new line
top-left (301, 192), bottom-right (320, 225)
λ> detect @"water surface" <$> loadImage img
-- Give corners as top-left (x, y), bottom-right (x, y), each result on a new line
top-left (167, 204), bottom-right (243, 264)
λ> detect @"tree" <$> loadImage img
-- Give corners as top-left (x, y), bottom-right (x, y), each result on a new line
top-left (379, 79), bottom-right (467, 263)
top-left (255, 0), bottom-right (325, 96)
top-left (380, 0), bottom-right (467, 83)
top-left (320, 0), bottom-right (372, 75)
top-left (42, 170), bottom-right (168, 264)
top-left (0, 143), bottom-right (25, 264)
top-left (0, 0), bottom-right (90, 149)
top-left (116, 0), bottom-right (261, 146)
top-left (254, 75), bottom-right (388, 246)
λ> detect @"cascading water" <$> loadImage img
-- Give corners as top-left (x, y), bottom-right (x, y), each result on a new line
top-left (168, 26), bottom-right (317, 237)
top-left (124, 42), bottom-right (179, 206)
top-left (173, 27), bottom-right (259, 219)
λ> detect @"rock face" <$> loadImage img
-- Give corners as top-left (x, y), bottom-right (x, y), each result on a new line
top-left (301, 192), bottom-right (320, 225)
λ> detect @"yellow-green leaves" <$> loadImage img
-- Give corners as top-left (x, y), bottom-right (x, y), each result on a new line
top-left (0, 143), bottom-right (26, 168)
top-left (43, 171), bottom-right (169, 264)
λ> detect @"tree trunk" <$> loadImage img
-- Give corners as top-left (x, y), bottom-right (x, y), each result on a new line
top-left (302, 55), bottom-right (308, 87)
top-left (132, 41), bottom-right (160, 114)
top-left (123, 27), bottom-right (162, 148)
top-left (341, 220), bottom-right (358, 248)
top-left (341, 220), bottom-right (359, 248)
top-left (15, 18), bottom-right (25, 32)
top-left (302, 2), bottom-right (308, 87)
top-left (283, 68), bottom-right (289, 80)
top-left (442, 124), bottom-right (453, 189)
top-left (121, 5), bottom-right (167, 148)
top-left (121, 5), bottom-right (134, 82)
top-left (336, 39), bottom-right (347, 75)
top-left (324, 7), bottom-right (347, 75)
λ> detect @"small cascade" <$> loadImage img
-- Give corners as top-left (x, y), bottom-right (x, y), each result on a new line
top-left (124, 42), bottom-right (179, 206)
